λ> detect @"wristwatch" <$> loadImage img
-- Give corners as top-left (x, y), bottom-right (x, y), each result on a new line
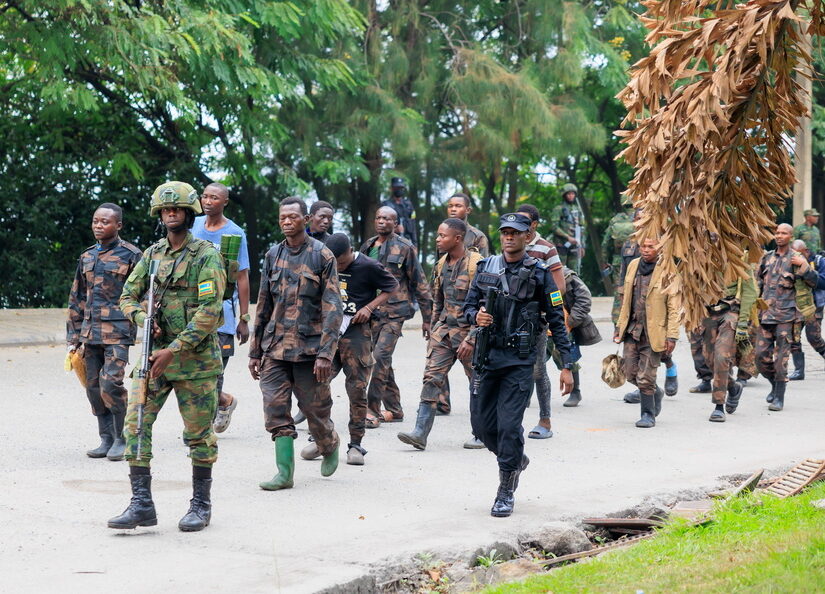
top-left (239, 313), bottom-right (251, 323)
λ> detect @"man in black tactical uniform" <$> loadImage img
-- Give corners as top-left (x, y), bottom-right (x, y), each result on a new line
top-left (464, 213), bottom-right (574, 518)
top-left (381, 177), bottom-right (418, 247)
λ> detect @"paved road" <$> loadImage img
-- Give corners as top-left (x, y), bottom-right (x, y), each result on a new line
top-left (1, 317), bottom-right (824, 593)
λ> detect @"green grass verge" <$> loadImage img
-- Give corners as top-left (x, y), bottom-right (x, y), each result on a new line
top-left (486, 481), bottom-right (825, 593)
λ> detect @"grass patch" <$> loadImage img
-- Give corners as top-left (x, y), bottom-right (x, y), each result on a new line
top-left (486, 482), bottom-right (825, 593)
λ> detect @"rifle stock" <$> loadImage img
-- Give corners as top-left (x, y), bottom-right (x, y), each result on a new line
top-left (135, 259), bottom-right (160, 460)
top-left (471, 288), bottom-right (498, 395)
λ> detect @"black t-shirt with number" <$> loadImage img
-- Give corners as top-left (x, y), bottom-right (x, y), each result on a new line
top-left (338, 253), bottom-right (399, 314)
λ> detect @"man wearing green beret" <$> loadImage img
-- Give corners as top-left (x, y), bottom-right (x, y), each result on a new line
top-left (794, 208), bottom-right (821, 254)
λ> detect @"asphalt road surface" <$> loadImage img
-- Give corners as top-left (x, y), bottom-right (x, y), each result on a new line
top-left (1, 321), bottom-right (823, 593)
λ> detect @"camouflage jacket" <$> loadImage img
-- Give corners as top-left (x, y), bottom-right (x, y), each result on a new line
top-left (359, 233), bottom-right (432, 322)
top-left (549, 202), bottom-right (584, 248)
top-left (601, 211), bottom-right (635, 269)
top-left (250, 235), bottom-right (343, 362)
top-left (120, 233), bottom-right (226, 380)
top-left (757, 249), bottom-right (817, 324)
top-left (430, 251), bottom-right (481, 344)
top-left (465, 223), bottom-right (490, 257)
top-left (793, 223), bottom-right (821, 253)
top-left (67, 238), bottom-right (142, 345)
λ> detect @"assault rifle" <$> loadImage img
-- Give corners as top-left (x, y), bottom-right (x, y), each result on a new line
top-left (135, 260), bottom-right (160, 460)
top-left (471, 287), bottom-right (498, 396)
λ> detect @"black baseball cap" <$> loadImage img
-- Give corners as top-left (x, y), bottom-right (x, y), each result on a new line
top-left (390, 177), bottom-right (406, 187)
top-left (498, 213), bottom-right (531, 232)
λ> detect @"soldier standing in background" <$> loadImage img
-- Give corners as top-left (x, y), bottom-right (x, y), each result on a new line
top-left (445, 192), bottom-right (490, 256)
top-left (464, 213), bottom-right (574, 518)
top-left (397, 218), bottom-right (481, 451)
top-left (515, 204), bottom-right (565, 440)
top-left (192, 182), bottom-right (250, 434)
top-left (67, 203), bottom-right (141, 461)
top-left (300, 233), bottom-right (398, 466)
top-left (381, 177), bottom-right (418, 247)
top-left (550, 184), bottom-right (584, 271)
top-left (788, 239), bottom-right (825, 380)
top-left (755, 224), bottom-right (817, 411)
top-left (793, 208), bottom-right (821, 254)
top-left (360, 206), bottom-right (432, 426)
top-left (249, 197), bottom-right (343, 490)
top-left (601, 205), bottom-right (635, 325)
top-left (112, 182), bottom-right (226, 532)
top-left (308, 200), bottom-right (334, 242)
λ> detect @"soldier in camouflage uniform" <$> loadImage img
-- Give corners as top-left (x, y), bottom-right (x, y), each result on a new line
top-left (793, 208), bottom-right (821, 253)
top-left (601, 207), bottom-right (635, 324)
top-left (250, 197), bottom-right (343, 490)
top-left (300, 233), bottom-right (398, 466)
top-left (756, 224), bottom-right (818, 411)
top-left (700, 252), bottom-right (758, 422)
top-left (398, 218), bottom-right (481, 450)
top-left (67, 203), bottom-right (142, 461)
top-left (550, 183), bottom-right (585, 271)
top-left (445, 193), bottom-right (490, 256)
top-left (360, 206), bottom-right (433, 425)
top-left (110, 182), bottom-right (226, 533)
top-left (788, 239), bottom-right (825, 380)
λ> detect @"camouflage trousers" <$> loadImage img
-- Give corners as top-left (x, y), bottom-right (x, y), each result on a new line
top-left (736, 325), bottom-right (758, 381)
top-left (331, 322), bottom-right (373, 445)
top-left (83, 344), bottom-right (129, 418)
top-left (623, 335), bottom-right (662, 396)
top-left (701, 310), bottom-right (738, 405)
top-left (367, 317), bottom-right (405, 418)
top-left (689, 329), bottom-right (712, 381)
top-left (260, 358), bottom-right (339, 456)
top-left (611, 284), bottom-right (624, 326)
top-left (755, 322), bottom-right (796, 384)
top-left (420, 329), bottom-right (473, 405)
top-left (557, 246), bottom-right (581, 274)
top-left (124, 374), bottom-right (218, 468)
top-left (790, 307), bottom-right (825, 355)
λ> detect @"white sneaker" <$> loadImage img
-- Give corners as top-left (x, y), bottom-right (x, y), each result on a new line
top-left (463, 437), bottom-right (485, 449)
top-left (346, 446), bottom-right (365, 465)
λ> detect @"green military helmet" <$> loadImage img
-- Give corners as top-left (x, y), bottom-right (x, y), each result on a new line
top-left (149, 181), bottom-right (202, 216)
top-left (562, 183), bottom-right (578, 196)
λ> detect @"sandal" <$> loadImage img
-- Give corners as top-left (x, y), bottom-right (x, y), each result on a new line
top-left (380, 410), bottom-right (404, 423)
top-left (365, 415), bottom-right (381, 429)
top-left (528, 425), bottom-right (553, 439)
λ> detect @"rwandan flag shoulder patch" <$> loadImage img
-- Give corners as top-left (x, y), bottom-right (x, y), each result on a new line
top-left (198, 281), bottom-right (216, 298)
top-left (548, 290), bottom-right (563, 307)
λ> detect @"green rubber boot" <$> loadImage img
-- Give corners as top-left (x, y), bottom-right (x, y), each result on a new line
top-left (260, 436), bottom-right (294, 491)
top-left (320, 445), bottom-right (339, 477)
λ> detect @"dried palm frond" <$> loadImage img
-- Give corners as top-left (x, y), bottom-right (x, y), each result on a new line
top-left (617, 0), bottom-right (824, 329)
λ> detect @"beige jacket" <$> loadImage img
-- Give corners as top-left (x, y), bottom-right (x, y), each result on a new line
top-left (616, 257), bottom-right (681, 352)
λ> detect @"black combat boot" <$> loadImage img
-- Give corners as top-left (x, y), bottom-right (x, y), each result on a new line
top-left (107, 411), bottom-right (126, 461)
top-left (397, 402), bottom-right (436, 450)
top-left (653, 386), bottom-right (664, 417)
top-left (635, 392), bottom-right (656, 428)
top-left (563, 372), bottom-right (582, 407)
top-left (768, 381), bottom-right (786, 411)
top-left (624, 389), bottom-right (641, 404)
top-left (108, 473), bottom-right (157, 529)
top-left (689, 379), bottom-right (712, 393)
top-left (87, 411), bottom-right (114, 458)
top-left (178, 478), bottom-right (212, 532)
top-left (725, 380), bottom-right (743, 414)
top-left (490, 470), bottom-right (519, 517)
top-left (788, 352), bottom-right (805, 381)
top-left (765, 377), bottom-right (776, 403)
